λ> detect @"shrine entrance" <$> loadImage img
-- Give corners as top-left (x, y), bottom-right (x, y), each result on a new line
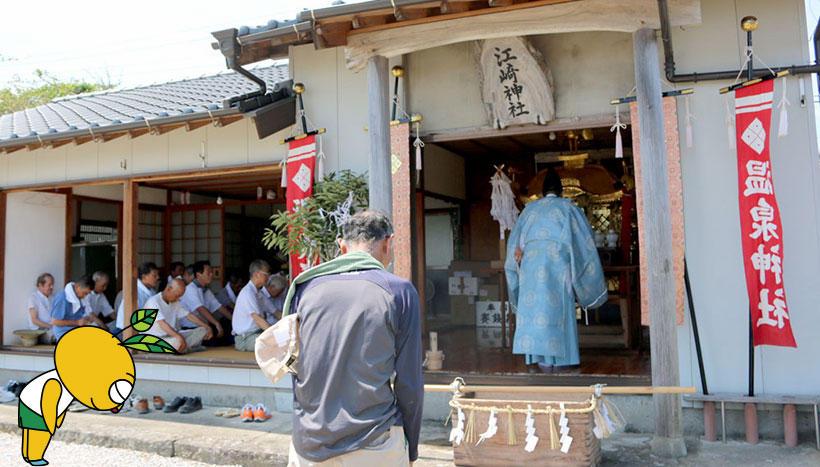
top-left (418, 124), bottom-right (649, 384)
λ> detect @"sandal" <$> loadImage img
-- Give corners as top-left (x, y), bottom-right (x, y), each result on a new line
top-left (152, 396), bottom-right (165, 411)
top-left (221, 408), bottom-right (241, 418)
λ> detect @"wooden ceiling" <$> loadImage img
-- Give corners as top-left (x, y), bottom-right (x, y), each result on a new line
top-left (143, 168), bottom-right (282, 201)
top-left (433, 126), bottom-right (631, 159)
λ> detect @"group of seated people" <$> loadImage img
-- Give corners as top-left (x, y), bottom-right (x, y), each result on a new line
top-left (26, 258), bottom-right (287, 354)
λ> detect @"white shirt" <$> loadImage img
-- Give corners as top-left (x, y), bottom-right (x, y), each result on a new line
top-left (179, 282), bottom-right (224, 327)
top-left (259, 288), bottom-right (284, 325)
top-left (20, 370), bottom-right (73, 417)
top-left (116, 280), bottom-right (154, 329)
top-left (26, 291), bottom-right (52, 330)
top-left (143, 293), bottom-right (190, 337)
top-left (86, 291), bottom-right (114, 317)
top-left (232, 281), bottom-right (264, 335)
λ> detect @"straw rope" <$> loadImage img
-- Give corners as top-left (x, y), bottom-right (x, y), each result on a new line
top-left (450, 397), bottom-right (599, 415)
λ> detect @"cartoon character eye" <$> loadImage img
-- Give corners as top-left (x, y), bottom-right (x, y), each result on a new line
top-left (109, 379), bottom-right (133, 404)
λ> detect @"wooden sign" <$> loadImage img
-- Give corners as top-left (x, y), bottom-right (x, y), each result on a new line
top-left (477, 37), bottom-right (555, 129)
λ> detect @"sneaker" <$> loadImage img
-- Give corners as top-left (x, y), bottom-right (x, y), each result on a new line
top-left (179, 396), bottom-right (202, 414)
top-left (152, 396), bottom-right (165, 411)
top-left (253, 403), bottom-right (272, 422)
top-left (164, 396), bottom-right (188, 413)
top-left (240, 403), bottom-right (255, 422)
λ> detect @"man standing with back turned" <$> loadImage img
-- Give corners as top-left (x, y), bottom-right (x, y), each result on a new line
top-left (285, 210), bottom-right (423, 467)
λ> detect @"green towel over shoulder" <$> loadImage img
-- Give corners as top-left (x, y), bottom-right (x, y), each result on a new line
top-left (281, 251), bottom-right (385, 317)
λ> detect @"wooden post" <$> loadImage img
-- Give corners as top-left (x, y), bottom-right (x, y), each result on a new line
top-left (367, 55), bottom-right (393, 218)
top-left (122, 181), bottom-right (138, 339)
top-left (0, 192), bottom-right (6, 346)
top-left (632, 28), bottom-right (686, 458)
top-left (64, 188), bottom-right (73, 282)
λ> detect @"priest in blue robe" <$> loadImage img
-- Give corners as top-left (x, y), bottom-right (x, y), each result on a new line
top-left (505, 168), bottom-right (607, 371)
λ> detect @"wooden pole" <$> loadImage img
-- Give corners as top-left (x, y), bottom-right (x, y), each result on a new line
top-left (424, 384), bottom-right (696, 395)
top-left (122, 181), bottom-right (138, 339)
top-left (632, 28), bottom-right (686, 458)
top-left (0, 192), bottom-right (6, 346)
top-left (367, 55), bottom-right (393, 218)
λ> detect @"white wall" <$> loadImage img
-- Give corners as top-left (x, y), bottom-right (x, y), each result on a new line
top-left (3, 192), bottom-right (66, 344)
top-left (0, 118), bottom-right (291, 189)
top-left (674, 0), bottom-right (820, 395)
top-left (73, 185), bottom-right (167, 205)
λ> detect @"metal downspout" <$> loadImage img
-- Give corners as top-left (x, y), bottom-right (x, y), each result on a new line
top-left (657, 0), bottom-right (820, 83)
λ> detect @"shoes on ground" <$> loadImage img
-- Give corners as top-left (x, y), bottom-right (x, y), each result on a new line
top-left (134, 397), bottom-right (150, 414)
top-left (179, 396), bottom-right (202, 414)
top-left (222, 408), bottom-right (241, 418)
top-left (152, 395), bottom-right (165, 410)
top-left (253, 403), bottom-right (272, 422)
top-left (164, 396), bottom-right (188, 413)
top-left (241, 403), bottom-right (255, 422)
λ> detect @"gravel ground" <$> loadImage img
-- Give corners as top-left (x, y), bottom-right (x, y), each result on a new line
top-left (1, 432), bottom-right (238, 467)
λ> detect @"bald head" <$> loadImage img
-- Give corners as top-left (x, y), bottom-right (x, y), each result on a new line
top-left (163, 278), bottom-right (187, 303)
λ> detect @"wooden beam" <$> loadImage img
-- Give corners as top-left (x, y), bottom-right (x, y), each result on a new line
top-left (156, 123), bottom-right (186, 135)
top-left (72, 135), bottom-right (93, 146)
top-left (128, 128), bottom-right (150, 139)
top-left (505, 136), bottom-right (531, 151)
top-left (3, 145), bottom-right (25, 154)
top-left (489, 0), bottom-right (515, 6)
top-left (440, 0), bottom-right (473, 14)
top-left (122, 180), bottom-right (139, 340)
top-left (64, 188), bottom-right (73, 283)
top-left (217, 115), bottom-right (243, 127)
top-left (185, 120), bottom-right (211, 132)
top-left (632, 28), bottom-right (685, 458)
top-left (367, 55), bottom-right (393, 217)
top-left (349, 0), bottom-right (579, 36)
top-left (0, 192), bottom-right (6, 345)
top-left (102, 131), bottom-right (127, 142)
top-left (352, 14), bottom-right (390, 29)
top-left (422, 115), bottom-right (616, 142)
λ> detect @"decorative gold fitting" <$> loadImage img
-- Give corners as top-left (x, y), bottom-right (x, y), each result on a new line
top-left (391, 65), bottom-right (405, 78)
top-left (293, 82), bottom-right (305, 94)
top-left (741, 16), bottom-right (759, 32)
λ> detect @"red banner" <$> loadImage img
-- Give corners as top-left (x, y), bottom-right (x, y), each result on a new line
top-left (286, 135), bottom-right (317, 278)
top-left (734, 80), bottom-right (796, 347)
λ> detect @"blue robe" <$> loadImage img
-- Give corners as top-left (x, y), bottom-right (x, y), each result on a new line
top-left (505, 195), bottom-right (607, 366)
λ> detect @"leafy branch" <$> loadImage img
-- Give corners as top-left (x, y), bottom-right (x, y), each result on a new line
top-left (263, 170), bottom-right (368, 264)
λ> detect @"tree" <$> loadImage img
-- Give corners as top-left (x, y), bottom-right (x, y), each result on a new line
top-left (0, 69), bottom-right (115, 114)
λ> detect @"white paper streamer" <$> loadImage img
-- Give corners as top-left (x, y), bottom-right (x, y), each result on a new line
top-left (725, 95), bottom-right (736, 149)
top-left (559, 403), bottom-right (573, 454)
top-left (449, 408), bottom-right (466, 446)
top-left (777, 76), bottom-right (790, 138)
top-left (611, 105), bottom-right (627, 159)
top-left (684, 94), bottom-right (695, 149)
top-left (477, 409), bottom-right (498, 445)
top-left (524, 405), bottom-right (539, 452)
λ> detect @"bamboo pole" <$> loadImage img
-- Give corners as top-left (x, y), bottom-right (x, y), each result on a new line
top-left (424, 384), bottom-right (695, 395)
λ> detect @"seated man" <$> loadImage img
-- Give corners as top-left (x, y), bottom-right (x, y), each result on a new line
top-left (179, 260), bottom-right (232, 345)
top-left (115, 262), bottom-right (160, 332)
top-left (27, 273), bottom-right (55, 344)
top-left (216, 271), bottom-right (245, 310)
top-left (50, 276), bottom-right (94, 341)
top-left (183, 265), bottom-right (195, 285)
top-left (166, 261), bottom-right (185, 288)
top-left (144, 279), bottom-right (213, 354)
top-left (231, 260), bottom-right (272, 352)
top-left (259, 274), bottom-right (287, 325)
top-left (85, 271), bottom-right (115, 330)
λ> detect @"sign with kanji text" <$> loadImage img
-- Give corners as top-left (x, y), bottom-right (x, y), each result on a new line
top-left (475, 301), bottom-right (512, 328)
top-left (477, 37), bottom-right (555, 129)
top-left (734, 80), bottom-right (796, 347)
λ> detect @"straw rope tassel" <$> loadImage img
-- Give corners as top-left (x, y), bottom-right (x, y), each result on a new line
top-left (507, 406), bottom-right (517, 445)
top-left (548, 410), bottom-right (559, 451)
top-left (602, 397), bottom-right (625, 430)
top-left (725, 95), bottom-right (735, 149)
top-left (465, 410), bottom-right (477, 444)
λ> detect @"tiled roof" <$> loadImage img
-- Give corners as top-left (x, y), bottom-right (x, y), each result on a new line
top-left (0, 64), bottom-right (289, 144)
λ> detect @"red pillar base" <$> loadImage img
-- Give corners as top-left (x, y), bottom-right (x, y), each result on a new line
top-left (745, 403), bottom-right (759, 444)
top-left (703, 401), bottom-right (717, 442)
top-left (784, 404), bottom-right (798, 447)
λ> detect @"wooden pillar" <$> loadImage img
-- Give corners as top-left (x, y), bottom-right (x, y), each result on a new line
top-left (632, 28), bottom-right (686, 458)
top-left (122, 181), bottom-right (138, 338)
top-left (367, 55), bottom-right (392, 218)
top-left (0, 192), bottom-right (6, 346)
top-left (64, 188), bottom-right (73, 282)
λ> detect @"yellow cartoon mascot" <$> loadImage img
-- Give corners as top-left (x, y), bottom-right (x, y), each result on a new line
top-left (18, 309), bottom-right (174, 466)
